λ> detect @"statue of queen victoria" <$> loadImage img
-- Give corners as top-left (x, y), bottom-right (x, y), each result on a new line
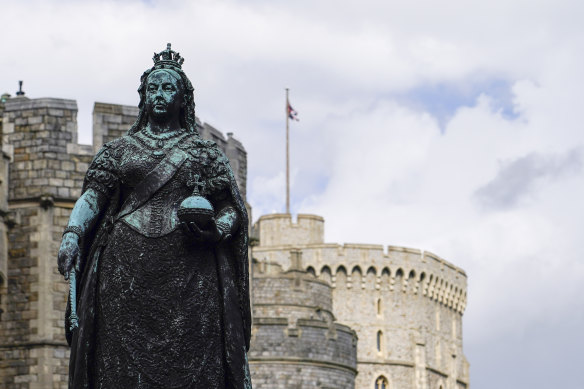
top-left (57, 44), bottom-right (252, 389)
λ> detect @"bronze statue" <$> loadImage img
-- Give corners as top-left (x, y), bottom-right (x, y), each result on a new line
top-left (58, 44), bottom-right (252, 389)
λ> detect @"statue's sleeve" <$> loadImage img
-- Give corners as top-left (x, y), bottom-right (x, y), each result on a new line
top-left (82, 144), bottom-right (120, 197)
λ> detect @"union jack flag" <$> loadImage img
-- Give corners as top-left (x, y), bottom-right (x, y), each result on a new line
top-left (287, 102), bottom-right (299, 121)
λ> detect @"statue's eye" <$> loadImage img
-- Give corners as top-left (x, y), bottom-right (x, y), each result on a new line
top-left (163, 84), bottom-right (175, 91)
top-left (148, 85), bottom-right (157, 92)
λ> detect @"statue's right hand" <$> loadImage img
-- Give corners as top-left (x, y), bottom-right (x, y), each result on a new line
top-left (58, 233), bottom-right (80, 280)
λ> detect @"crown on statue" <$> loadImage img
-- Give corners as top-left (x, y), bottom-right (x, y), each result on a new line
top-left (152, 43), bottom-right (185, 68)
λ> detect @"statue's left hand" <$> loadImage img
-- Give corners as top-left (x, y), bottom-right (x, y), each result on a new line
top-left (181, 218), bottom-right (222, 243)
top-left (58, 233), bottom-right (80, 280)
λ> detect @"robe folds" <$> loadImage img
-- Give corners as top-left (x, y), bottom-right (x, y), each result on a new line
top-left (65, 131), bottom-right (252, 389)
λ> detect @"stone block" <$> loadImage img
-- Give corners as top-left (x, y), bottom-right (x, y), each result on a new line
top-left (27, 116), bottom-right (42, 125)
top-left (48, 109), bottom-right (64, 117)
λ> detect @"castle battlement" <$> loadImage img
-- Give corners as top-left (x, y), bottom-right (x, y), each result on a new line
top-left (253, 215), bottom-right (467, 315)
top-left (256, 213), bottom-right (324, 246)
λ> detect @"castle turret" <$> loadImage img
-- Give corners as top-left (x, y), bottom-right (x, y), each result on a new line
top-left (249, 249), bottom-right (358, 389)
top-left (256, 213), bottom-right (324, 249)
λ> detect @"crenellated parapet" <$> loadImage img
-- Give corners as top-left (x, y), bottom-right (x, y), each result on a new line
top-left (253, 215), bottom-right (467, 315)
top-left (309, 247), bottom-right (468, 315)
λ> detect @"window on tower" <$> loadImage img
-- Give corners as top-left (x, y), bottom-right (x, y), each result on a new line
top-left (376, 330), bottom-right (383, 353)
top-left (375, 376), bottom-right (388, 389)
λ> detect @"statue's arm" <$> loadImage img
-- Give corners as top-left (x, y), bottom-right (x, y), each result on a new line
top-left (58, 188), bottom-right (108, 278)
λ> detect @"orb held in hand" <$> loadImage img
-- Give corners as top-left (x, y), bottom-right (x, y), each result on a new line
top-left (177, 194), bottom-right (215, 228)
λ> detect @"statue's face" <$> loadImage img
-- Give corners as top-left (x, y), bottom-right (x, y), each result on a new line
top-left (145, 70), bottom-right (184, 123)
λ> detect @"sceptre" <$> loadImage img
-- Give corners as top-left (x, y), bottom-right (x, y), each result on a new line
top-left (69, 269), bottom-right (79, 331)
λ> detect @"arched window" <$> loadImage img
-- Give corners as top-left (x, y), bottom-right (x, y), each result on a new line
top-left (375, 375), bottom-right (388, 389)
top-left (376, 330), bottom-right (383, 352)
top-left (376, 298), bottom-right (382, 315)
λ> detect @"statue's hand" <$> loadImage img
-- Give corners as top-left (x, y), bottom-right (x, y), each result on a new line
top-left (58, 233), bottom-right (80, 280)
top-left (181, 218), bottom-right (223, 244)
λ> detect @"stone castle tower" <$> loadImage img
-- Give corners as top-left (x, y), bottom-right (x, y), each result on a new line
top-left (0, 94), bottom-right (469, 389)
top-left (252, 214), bottom-right (469, 389)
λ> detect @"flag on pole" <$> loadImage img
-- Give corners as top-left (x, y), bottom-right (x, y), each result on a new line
top-left (287, 102), bottom-right (299, 121)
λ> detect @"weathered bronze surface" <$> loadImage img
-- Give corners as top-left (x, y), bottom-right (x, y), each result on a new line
top-left (58, 43), bottom-right (252, 389)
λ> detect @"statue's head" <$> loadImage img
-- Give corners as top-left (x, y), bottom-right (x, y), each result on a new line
top-left (128, 43), bottom-right (197, 135)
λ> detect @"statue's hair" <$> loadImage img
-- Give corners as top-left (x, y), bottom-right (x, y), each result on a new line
top-left (128, 64), bottom-right (198, 135)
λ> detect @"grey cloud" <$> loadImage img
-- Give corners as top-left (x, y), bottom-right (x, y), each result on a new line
top-left (474, 148), bottom-right (582, 210)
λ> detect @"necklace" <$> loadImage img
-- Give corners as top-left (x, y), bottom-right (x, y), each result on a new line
top-left (141, 128), bottom-right (187, 148)
top-left (134, 129), bottom-right (190, 157)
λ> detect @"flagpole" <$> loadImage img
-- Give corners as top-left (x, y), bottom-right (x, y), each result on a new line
top-left (285, 88), bottom-right (290, 214)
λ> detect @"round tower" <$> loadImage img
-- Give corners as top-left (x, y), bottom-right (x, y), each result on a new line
top-left (252, 214), bottom-right (469, 389)
top-left (249, 249), bottom-right (358, 389)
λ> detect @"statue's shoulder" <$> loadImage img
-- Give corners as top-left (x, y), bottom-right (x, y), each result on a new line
top-left (179, 133), bottom-right (231, 174)
top-left (90, 136), bottom-right (131, 164)
top-left (102, 135), bottom-right (132, 151)
top-left (178, 133), bottom-right (217, 151)
top-left (179, 134), bottom-right (228, 161)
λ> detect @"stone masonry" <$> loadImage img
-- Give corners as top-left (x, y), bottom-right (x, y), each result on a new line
top-left (0, 96), bottom-right (92, 389)
top-left (249, 250), bottom-right (358, 388)
top-left (252, 214), bottom-right (470, 389)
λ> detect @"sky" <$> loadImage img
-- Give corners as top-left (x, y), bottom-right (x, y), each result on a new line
top-left (1, 0), bottom-right (583, 387)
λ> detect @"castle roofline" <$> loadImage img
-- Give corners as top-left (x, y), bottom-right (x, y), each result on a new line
top-left (4, 97), bottom-right (77, 111)
top-left (254, 212), bottom-right (467, 279)
top-left (258, 213), bottom-right (324, 222)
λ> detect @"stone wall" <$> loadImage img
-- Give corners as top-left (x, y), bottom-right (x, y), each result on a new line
top-left (1, 97), bottom-right (10, 287)
top-left (2, 98), bottom-right (93, 202)
top-left (0, 97), bottom-right (94, 388)
top-left (252, 214), bottom-right (470, 389)
top-left (92, 102), bottom-right (139, 151)
top-left (249, 258), bottom-right (357, 389)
